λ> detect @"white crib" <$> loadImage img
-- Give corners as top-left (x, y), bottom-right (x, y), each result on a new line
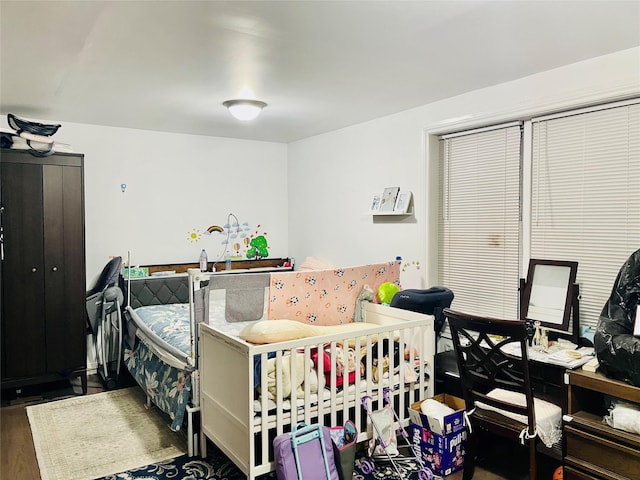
top-left (199, 302), bottom-right (435, 480)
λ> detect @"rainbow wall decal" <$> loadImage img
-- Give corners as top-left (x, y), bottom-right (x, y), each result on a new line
top-left (207, 225), bottom-right (224, 234)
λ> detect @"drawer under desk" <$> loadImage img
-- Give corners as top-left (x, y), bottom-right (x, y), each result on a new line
top-left (564, 411), bottom-right (640, 480)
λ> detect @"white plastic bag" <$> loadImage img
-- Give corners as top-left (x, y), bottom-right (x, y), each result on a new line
top-left (604, 400), bottom-right (640, 434)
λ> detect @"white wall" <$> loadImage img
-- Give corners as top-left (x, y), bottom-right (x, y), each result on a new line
top-left (3, 48), bottom-right (638, 289)
top-left (1, 123), bottom-right (289, 370)
top-left (0, 121), bottom-right (289, 285)
top-left (287, 47), bottom-right (640, 287)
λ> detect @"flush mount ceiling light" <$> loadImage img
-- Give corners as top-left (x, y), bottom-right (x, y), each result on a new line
top-left (222, 99), bottom-right (267, 121)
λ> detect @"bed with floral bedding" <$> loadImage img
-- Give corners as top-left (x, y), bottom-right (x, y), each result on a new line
top-left (124, 304), bottom-right (194, 430)
top-left (123, 260), bottom-right (418, 463)
top-left (124, 267), bottom-right (283, 457)
top-left (124, 271), bottom-right (209, 457)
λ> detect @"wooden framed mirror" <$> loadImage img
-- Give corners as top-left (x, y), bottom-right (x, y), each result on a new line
top-left (521, 259), bottom-right (578, 341)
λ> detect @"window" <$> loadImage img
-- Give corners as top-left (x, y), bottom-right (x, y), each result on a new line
top-left (438, 99), bottom-right (639, 330)
top-left (438, 123), bottom-right (522, 319)
top-left (530, 99), bottom-right (640, 328)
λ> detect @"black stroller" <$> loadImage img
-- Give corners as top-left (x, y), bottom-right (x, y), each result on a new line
top-left (86, 256), bottom-right (124, 390)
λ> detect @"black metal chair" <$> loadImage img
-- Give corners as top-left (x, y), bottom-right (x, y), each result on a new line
top-left (444, 308), bottom-right (561, 480)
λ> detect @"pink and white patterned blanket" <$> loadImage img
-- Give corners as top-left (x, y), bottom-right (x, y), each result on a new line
top-left (268, 261), bottom-right (400, 325)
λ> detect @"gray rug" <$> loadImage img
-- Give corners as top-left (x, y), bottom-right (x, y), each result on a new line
top-left (27, 387), bottom-right (186, 480)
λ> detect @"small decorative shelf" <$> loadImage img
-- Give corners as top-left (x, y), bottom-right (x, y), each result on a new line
top-left (371, 210), bottom-right (413, 216)
top-left (369, 190), bottom-right (413, 216)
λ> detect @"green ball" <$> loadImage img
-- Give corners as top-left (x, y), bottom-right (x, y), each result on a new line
top-left (378, 282), bottom-right (400, 304)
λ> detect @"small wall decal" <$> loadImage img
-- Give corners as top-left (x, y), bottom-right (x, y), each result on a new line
top-left (247, 235), bottom-right (269, 259)
top-left (187, 228), bottom-right (202, 243)
top-left (201, 214), bottom-right (271, 258)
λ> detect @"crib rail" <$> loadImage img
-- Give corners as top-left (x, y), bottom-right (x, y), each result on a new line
top-left (199, 303), bottom-right (435, 480)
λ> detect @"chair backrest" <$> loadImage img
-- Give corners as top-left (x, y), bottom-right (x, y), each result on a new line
top-left (444, 308), bottom-right (536, 434)
top-left (87, 256), bottom-right (123, 297)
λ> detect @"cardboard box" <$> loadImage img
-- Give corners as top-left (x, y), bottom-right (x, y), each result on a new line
top-left (409, 394), bottom-right (466, 435)
top-left (409, 394), bottom-right (467, 476)
top-left (410, 424), bottom-right (467, 477)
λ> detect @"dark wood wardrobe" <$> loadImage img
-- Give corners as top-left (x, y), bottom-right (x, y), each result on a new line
top-left (1, 149), bottom-right (87, 393)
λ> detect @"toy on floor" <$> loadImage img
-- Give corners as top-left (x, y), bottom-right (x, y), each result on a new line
top-left (360, 388), bottom-right (433, 480)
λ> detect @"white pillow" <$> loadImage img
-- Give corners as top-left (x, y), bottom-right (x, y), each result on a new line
top-left (239, 319), bottom-right (318, 344)
top-left (297, 256), bottom-right (335, 271)
top-left (238, 319), bottom-right (376, 344)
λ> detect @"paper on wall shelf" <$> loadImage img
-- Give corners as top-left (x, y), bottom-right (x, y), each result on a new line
top-left (380, 187), bottom-right (400, 212)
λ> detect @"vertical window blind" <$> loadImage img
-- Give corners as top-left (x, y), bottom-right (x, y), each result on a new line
top-left (438, 122), bottom-right (522, 319)
top-left (530, 99), bottom-right (640, 329)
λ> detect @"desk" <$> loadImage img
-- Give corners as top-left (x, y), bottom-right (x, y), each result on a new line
top-left (436, 343), bottom-right (593, 413)
top-left (435, 347), bottom-right (578, 462)
top-left (501, 341), bottom-right (594, 412)
top-left (437, 349), bottom-right (567, 407)
top-left (501, 341), bottom-right (594, 370)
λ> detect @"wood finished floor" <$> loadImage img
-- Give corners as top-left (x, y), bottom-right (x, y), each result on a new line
top-left (1, 376), bottom-right (559, 480)
top-left (1, 375), bottom-right (109, 480)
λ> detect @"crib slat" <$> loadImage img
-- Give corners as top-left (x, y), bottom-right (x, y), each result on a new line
top-left (259, 352), bottom-right (269, 469)
top-left (200, 303), bottom-right (435, 480)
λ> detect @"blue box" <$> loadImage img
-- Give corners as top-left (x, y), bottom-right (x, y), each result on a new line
top-left (409, 395), bottom-right (467, 476)
top-left (410, 424), bottom-right (467, 477)
top-left (409, 394), bottom-right (466, 435)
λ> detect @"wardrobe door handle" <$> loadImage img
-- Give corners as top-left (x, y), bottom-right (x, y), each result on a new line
top-left (52, 266), bottom-right (58, 272)
top-left (32, 267), bottom-right (37, 273)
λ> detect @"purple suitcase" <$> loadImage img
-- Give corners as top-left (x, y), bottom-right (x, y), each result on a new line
top-left (274, 423), bottom-right (340, 480)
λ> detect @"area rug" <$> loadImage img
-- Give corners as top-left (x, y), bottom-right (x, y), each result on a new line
top-left (26, 387), bottom-right (186, 480)
top-left (95, 444), bottom-right (429, 480)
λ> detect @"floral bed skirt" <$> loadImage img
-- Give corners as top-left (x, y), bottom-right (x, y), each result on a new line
top-left (124, 339), bottom-right (193, 431)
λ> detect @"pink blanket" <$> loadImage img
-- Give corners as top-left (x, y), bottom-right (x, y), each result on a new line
top-left (268, 261), bottom-right (400, 325)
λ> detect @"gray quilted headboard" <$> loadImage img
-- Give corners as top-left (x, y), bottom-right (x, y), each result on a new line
top-left (125, 275), bottom-right (191, 308)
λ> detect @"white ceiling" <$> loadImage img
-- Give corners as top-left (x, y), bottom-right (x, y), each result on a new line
top-left (1, 1), bottom-right (639, 143)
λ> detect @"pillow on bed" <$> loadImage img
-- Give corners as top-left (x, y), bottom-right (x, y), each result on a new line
top-left (239, 319), bottom-right (376, 344)
top-left (297, 256), bottom-right (335, 271)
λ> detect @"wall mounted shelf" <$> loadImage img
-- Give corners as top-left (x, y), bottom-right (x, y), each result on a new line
top-left (371, 210), bottom-right (413, 216)
top-left (369, 190), bottom-right (413, 216)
